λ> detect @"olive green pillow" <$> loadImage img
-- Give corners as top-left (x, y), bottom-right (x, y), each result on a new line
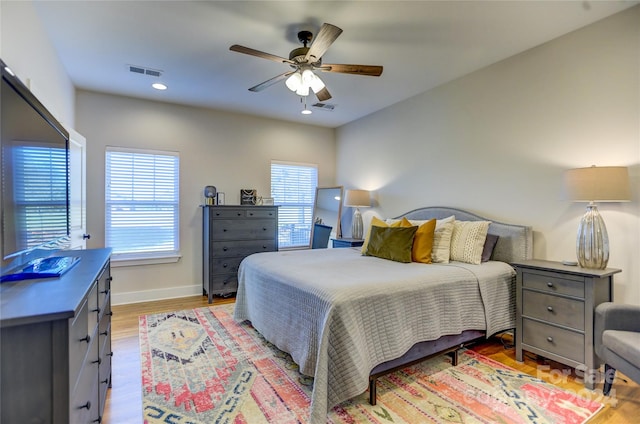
top-left (364, 225), bottom-right (418, 263)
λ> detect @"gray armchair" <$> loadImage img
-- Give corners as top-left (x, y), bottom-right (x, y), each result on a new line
top-left (594, 302), bottom-right (640, 395)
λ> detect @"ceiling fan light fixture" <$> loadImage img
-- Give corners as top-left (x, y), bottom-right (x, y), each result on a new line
top-left (285, 72), bottom-right (302, 91)
top-left (309, 73), bottom-right (325, 94)
top-left (296, 84), bottom-right (310, 97)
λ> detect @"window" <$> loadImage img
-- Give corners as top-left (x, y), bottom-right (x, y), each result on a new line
top-left (105, 147), bottom-right (179, 263)
top-left (12, 144), bottom-right (68, 250)
top-left (271, 161), bottom-right (317, 249)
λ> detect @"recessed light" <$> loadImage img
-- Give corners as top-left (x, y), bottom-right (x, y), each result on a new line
top-left (152, 82), bottom-right (167, 90)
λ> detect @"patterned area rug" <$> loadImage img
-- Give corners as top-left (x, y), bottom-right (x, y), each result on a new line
top-left (140, 305), bottom-right (603, 424)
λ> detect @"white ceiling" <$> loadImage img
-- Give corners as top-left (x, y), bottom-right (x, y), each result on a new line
top-left (33, 1), bottom-right (637, 128)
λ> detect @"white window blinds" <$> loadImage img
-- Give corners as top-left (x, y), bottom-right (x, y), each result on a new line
top-left (105, 147), bottom-right (179, 259)
top-left (270, 161), bottom-right (317, 248)
top-left (13, 145), bottom-right (68, 250)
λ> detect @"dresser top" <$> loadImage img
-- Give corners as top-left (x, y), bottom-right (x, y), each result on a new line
top-left (0, 248), bottom-right (112, 328)
top-left (512, 259), bottom-right (621, 278)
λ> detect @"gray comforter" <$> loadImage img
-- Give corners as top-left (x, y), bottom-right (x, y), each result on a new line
top-left (234, 247), bottom-right (516, 423)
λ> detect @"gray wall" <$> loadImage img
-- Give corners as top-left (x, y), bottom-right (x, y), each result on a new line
top-left (76, 91), bottom-right (335, 303)
top-left (337, 6), bottom-right (640, 304)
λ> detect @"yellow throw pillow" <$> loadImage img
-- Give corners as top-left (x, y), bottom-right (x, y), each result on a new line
top-left (361, 216), bottom-right (412, 254)
top-left (411, 219), bottom-right (436, 263)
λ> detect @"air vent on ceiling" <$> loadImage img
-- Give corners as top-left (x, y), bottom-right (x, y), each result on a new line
top-left (128, 65), bottom-right (163, 77)
top-left (312, 102), bottom-right (335, 111)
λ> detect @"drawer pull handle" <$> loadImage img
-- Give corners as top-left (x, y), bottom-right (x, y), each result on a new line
top-left (547, 306), bottom-right (554, 312)
top-left (101, 330), bottom-right (109, 336)
top-left (80, 335), bottom-right (91, 344)
top-left (223, 247), bottom-right (228, 251)
top-left (92, 307), bottom-right (101, 314)
top-left (546, 336), bottom-right (554, 343)
top-left (107, 276), bottom-right (113, 282)
top-left (223, 263), bottom-right (228, 268)
top-left (100, 289), bottom-right (109, 294)
top-left (92, 417), bottom-right (102, 423)
top-left (223, 229), bottom-right (228, 232)
top-left (107, 352), bottom-right (114, 357)
top-left (249, 212), bottom-right (254, 216)
top-left (93, 357), bottom-right (102, 365)
top-left (237, 212), bottom-right (242, 216)
top-left (547, 282), bottom-right (554, 288)
top-left (101, 378), bottom-right (109, 385)
top-left (79, 401), bottom-right (91, 410)
top-left (263, 227), bottom-right (267, 231)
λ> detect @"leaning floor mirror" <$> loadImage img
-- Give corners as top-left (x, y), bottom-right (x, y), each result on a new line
top-left (310, 186), bottom-right (343, 249)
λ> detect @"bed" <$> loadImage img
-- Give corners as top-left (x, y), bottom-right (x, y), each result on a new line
top-left (234, 206), bottom-right (532, 423)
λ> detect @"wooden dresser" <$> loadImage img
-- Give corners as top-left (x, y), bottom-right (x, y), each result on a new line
top-left (513, 259), bottom-right (620, 389)
top-left (0, 248), bottom-right (113, 423)
top-left (202, 205), bottom-right (278, 303)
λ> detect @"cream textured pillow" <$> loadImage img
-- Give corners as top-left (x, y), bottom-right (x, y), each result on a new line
top-left (450, 220), bottom-right (491, 265)
top-left (432, 216), bottom-right (455, 263)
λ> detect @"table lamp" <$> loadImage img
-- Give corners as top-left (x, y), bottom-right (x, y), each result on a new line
top-left (564, 166), bottom-right (630, 269)
top-left (344, 189), bottom-right (370, 240)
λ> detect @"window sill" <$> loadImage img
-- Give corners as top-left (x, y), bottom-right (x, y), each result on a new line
top-left (111, 253), bottom-right (182, 267)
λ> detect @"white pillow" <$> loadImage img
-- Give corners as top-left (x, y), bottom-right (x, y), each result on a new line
top-left (432, 216), bottom-right (455, 263)
top-left (450, 220), bottom-right (491, 265)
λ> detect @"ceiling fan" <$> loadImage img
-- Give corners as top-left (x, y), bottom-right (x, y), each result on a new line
top-left (229, 23), bottom-right (383, 102)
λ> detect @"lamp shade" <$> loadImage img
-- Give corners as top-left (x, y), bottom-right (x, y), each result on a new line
top-left (564, 166), bottom-right (631, 202)
top-left (344, 189), bottom-right (370, 207)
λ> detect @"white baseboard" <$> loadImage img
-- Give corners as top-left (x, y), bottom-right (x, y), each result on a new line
top-left (112, 284), bottom-right (202, 305)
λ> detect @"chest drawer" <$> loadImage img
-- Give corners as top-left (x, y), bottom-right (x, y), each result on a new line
top-left (69, 297), bottom-right (90, 391)
top-left (522, 290), bottom-right (585, 330)
top-left (210, 239), bottom-right (277, 257)
top-left (209, 256), bottom-right (244, 276)
top-left (209, 207), bottom-right (278, 219)
top-left (211, 219), bottom-right (276, 240)
top-left (522, 318), bottom-right (584, 363)
top-left (522, 271), bottom-right (584, 298)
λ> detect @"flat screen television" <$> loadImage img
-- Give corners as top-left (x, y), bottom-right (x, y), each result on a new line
top-left (1, 58), bottom-right (71, 276)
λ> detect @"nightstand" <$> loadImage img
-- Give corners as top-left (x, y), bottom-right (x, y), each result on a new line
top-left (512, 259), bottom-right (620, 389)
top-left (332, 238), bottom-right (364, 248)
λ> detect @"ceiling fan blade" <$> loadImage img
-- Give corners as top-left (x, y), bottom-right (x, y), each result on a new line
top-left (315, 87), bottom-right (332, 102)
top-left (319, 64), bottom-right (383, 77)
top-left (230, 44), bottom-right (294, 65)
top-left (304, 23), bottom-right (343, 63)
top-left (248, 71), bottom-right (294, 92)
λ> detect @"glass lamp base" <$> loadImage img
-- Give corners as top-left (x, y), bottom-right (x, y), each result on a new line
top-left (352, 208), bottom-right (363, 240)
top-left (576, 204), bottom-right (609, 269)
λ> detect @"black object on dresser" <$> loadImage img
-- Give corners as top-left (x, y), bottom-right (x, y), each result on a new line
top-left (0, 248), bottom-right (113, 424)
top-left (513, 259), bottom-right (620, 389)
top-left (202, 205), bottom-right (278, 303)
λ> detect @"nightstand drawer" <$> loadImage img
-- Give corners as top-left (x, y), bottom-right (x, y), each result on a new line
top-left (522, 271), bottom-right (584, 298)
top-left (523, 290), bottom-right (585, 330)
top-left (523, 318), bottom-right (584, 363)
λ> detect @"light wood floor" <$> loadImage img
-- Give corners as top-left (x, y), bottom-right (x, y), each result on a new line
top-left (104, 295), bottom-right (639, 423)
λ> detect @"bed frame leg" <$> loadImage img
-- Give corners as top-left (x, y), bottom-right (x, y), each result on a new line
top-left (452, 348), bottom-right (459, 366)
top-left (369, 377), bottom-right (377, 405)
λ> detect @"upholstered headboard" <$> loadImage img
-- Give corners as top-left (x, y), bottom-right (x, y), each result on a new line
top-left (395, 206), bottom-right (533, 263)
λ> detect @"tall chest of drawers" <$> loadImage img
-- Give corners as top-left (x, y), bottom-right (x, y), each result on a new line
top-left (0, 248), bottom-right (113, 423)
top-left (202, 205), bottom-right (278, 303)
top-left (513, 259), bottom-right (620, 389)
